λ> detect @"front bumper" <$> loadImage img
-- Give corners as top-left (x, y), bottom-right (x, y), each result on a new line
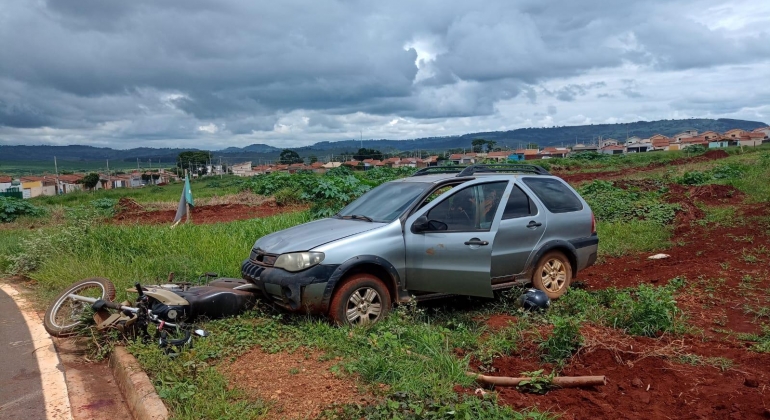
top-left (241, 258), bottom-right (338, 312)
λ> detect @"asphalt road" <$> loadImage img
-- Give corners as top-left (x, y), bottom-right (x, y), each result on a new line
top-left (0, 287), bottom-right (47, 419)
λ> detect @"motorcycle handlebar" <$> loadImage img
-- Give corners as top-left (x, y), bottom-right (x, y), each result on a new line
top-left (135, 283), bottom-right (144, 297)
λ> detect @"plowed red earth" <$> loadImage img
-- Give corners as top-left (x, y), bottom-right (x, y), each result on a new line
top-left (479, 185), bottom-right (770, 419)
top-left (114, 202), bottom-right (307, 225)
top-left (557, 150), bottom-right (730, 183)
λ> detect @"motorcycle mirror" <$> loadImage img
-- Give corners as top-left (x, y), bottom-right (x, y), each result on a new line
top-left (194, 329), bottom-right (209, 337)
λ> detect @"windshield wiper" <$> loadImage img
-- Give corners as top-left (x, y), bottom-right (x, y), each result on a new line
top-left (339, 214), bottom-right (374, 222)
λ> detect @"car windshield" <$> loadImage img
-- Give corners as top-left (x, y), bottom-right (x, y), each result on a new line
top-left (336, 182), bottom-right (432, 223)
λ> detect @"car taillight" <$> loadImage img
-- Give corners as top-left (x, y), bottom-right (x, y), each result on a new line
top-left (591, 212), bottom-right (596, 235)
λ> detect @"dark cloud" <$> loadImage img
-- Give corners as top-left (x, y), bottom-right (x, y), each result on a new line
top-left (0, 0), bottom-right (767, 147)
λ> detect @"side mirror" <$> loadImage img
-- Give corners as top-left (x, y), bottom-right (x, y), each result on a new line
top-left (412, 216), bottom-right (448, 233)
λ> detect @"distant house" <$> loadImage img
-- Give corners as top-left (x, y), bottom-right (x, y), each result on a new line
top-left (708, 139), bottom-right (729, 148)
top-left (449, 153), bottom-right (477, 165)
top-left (723, 129), bottom-right (746, 139)
top-left (231, 162), bottom-right (255, 177)
top-left (600, 145), bottom-right (625, 155)
top-left (421, 156), bottom-right (439, 167)
top-left (701, 131), bottom-right (721, 141)
top-left (570, 144), bottom-right (599, 153)
top-left (382, 157), bottom-right (402, 167)
top-left (541, 147), bottom-right (569, 158)
top-left (322, 162), bottom-right (343, 169)
top-left (342, 160), bottom-right (361, 168)
top-left (751, 127), bottom-right (770, 141)
top-left (600, 139), bottom-right (619, 148)
top-left (310, 162), bottom-right (326, 174)
top-left (672, 130), bottom-right (698, 142)
top-left (486, 151), bottom-right (513, 162)
top-left (738, 132), bottom-right (764, 147)
top-left (626, 137), bottom-right (652, 153)
top-left (650, 134), bottom-right (671, 151)
top-left (56, 174), bottom-right (84, 194)
top-left (0, 176), bottom-right (13, 193)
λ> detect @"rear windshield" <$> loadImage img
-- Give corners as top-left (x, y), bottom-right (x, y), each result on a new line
top-left (521, 177), bottom-right (583, 213)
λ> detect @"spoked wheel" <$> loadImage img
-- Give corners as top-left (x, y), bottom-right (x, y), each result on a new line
top-left (44, 278), bottom-right (116, 337)
top-left (532, 251), bottom-right (573, 299)
top-left (329, 273), bottom-right (391, 326)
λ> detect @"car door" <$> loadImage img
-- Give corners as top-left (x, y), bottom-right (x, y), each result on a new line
top-left (404, 180), bottom-right (510, 298)
top-left (490, 183), bottom-right (547, 280)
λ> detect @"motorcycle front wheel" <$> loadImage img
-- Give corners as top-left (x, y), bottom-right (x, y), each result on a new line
top-left (44, 277), bottom-right (117, 337)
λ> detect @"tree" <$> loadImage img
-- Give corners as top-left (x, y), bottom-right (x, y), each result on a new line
top-left (177, 151), bottom-right (209, 175)
top-left (279, 149), bottom-right (303, 164)
top-left (485, 140), bottom-right (497, 152)
top-left (353, 148), bottom-right (383, 161)
top-left (471, 139), bottom-right (486, 153)
top-left (526, 142), bottom-right (539, 149)
top-left (81, 173), bottom-right (100, 191)
top-left (309, 155), bottom-right (318, 164)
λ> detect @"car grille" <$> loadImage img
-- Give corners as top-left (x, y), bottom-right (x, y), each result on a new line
top-left (241, 259), bottom-right (265, 282)
top-left (250, 248), bottom-right (277, 267)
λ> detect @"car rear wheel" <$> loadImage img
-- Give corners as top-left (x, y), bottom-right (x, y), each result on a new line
top-left (329, 273), bottom-right (391, 326)
top-left (532, 251), bottom-right (572, 299)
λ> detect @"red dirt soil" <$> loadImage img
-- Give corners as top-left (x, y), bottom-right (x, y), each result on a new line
top-left (556, 150), bottom-right (730, 183)
top-left (480, 187), bottom-right (770, 418)
top-left (113, 200), bottom-right (307, 225)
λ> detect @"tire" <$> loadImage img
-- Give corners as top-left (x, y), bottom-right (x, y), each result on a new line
top-left (329, 273), bottom-right (391, 326)
top-left (531, 251), bottom-right (572, 300)
top-left (44, 278), bottom-right (117, 337)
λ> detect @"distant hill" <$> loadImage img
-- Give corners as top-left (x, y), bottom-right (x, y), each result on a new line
top-left (1, 118), bottom-right (765, 164)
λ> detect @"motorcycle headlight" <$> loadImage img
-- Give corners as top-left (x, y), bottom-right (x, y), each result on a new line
top-left (274, 252), bottom-right (325, 272)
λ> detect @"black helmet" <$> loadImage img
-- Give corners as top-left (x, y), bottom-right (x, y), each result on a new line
top-left (516, 288), bottom-right (551, 312)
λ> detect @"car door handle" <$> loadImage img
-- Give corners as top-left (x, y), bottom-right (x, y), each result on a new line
top-left (527, 221), bottom-right (542, 228)
top-left (464, 238), bottom-right (489, 246)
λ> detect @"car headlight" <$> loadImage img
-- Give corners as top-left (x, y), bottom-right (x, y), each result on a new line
top-left (273, 252), bottom-right (325, 272)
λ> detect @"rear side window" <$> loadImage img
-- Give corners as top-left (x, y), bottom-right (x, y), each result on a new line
top-left (502, 185), bottom-right (535, 219)
top-left (522, 177), bottom-right (583, 213)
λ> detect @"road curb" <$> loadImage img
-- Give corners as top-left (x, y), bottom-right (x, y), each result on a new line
top-left (109, 346), bottom-right (169, 420)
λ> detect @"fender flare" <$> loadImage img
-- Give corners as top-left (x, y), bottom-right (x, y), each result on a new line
top-left (321, 255), bottom-right (402, 308)
top-left (525, 240), bottom-right (579, 278)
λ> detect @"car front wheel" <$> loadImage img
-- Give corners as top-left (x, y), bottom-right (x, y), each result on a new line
top-left (532, 251), bottom-right (572, 299)
top-left (329, 273), bottom-right (391, 326)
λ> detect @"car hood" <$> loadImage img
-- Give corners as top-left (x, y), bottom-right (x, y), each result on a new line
top-left (254, 217), bottom-right (385, 254)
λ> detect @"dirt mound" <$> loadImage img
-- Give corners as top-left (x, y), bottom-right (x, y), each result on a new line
top-left (113, 202), bottom-right (307, 225)
top-left (116, 197), bottom-right (143, 213)
top-left (689, 184), bottom-right (744, 205)
top-left (491, 345), bottom-right (770, 420)
top-left (223, 347), bottom-right (372, 420)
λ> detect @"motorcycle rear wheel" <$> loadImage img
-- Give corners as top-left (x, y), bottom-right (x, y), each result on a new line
top-left (44, 278), bottom-right (117, 337)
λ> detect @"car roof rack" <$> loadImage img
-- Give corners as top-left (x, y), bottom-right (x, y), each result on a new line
top-left (411, 164), bottom-right (551, 177)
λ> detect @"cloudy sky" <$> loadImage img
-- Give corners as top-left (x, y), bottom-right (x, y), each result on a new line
top-left (1, 0), bottom-right (769, 149)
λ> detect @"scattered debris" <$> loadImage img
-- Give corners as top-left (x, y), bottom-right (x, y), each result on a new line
top-left (647, 253), bottom-right (670, 260)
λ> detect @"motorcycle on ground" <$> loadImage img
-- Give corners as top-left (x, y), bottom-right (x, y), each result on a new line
top-left (44, 274), bottom-right (259, 352)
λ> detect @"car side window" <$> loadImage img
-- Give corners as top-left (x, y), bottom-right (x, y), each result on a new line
top-left (522, 177), bottom-right (583, 213)
top-left (426, 182), bottom-right (507, 231)
top-left (416, 185), bottom-right (456, 211)
top-left (502, 185), bottom-right (535, 219)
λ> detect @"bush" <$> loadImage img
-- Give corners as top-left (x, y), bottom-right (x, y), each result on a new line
top-left (90, 198), bottom-right (118, 216)
top-left (675, 170), bottom-right (711, 185)
top-left (273, 188), bottom-right (303, 206)
top-left (710, 163), bottom-right (747, 180)
top-left (682, 144), bottom-right (707, 154)
top-left (0, 196), bottom-right (45, 223)
top-left (553, 284), bottom-right (683, 337)
top-left (578, 180), bottom-right (679, 224)
top-left (538, 317), bottom-right (583, 365)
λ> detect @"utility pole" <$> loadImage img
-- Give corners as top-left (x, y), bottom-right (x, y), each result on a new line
top-left (54, 156), bottom-right (60, 195)
top-left (137, 158), bottom-right (140, 173)
top-left (106, 159), bottom-right (110, 190)
top-left (360, 130), bottom-right (363, 149)
top-left (219, 157), bottom-right (223, 179)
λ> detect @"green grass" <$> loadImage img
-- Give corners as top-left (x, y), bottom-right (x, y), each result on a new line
top-left (14, 211), bottom-right (311, 301)
top-left (596, 220), bottom-right (672, 258)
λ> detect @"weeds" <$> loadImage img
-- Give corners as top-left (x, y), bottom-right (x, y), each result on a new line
top-left (675, 354), bottom-right (734, 371)
top-left (0, 196), bottom-right (46, 222)
top-left (516, 369), bottom-right (555, 394)
top-left (537, 317), bottom-right (583, 365)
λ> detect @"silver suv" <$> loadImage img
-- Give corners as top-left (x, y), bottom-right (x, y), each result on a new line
top-left (242, 164), bottom-right (598, 325)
